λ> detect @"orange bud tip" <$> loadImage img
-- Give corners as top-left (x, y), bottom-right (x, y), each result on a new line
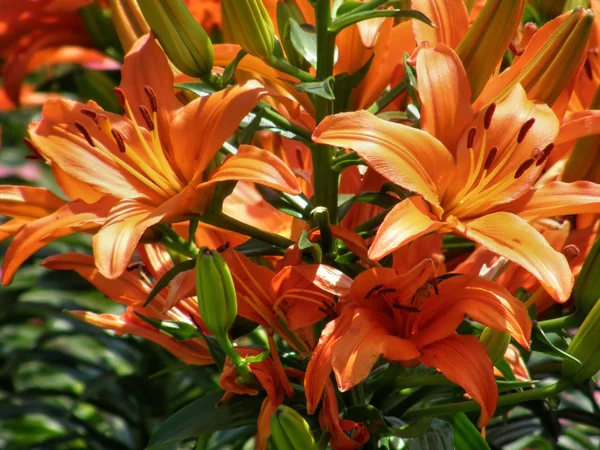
top-left (563, 244), bottom-right (580, 261)
top-left (484, 104), bottom-right (496, 130)
top-left (467, 127), bottom-right (477, 148)
top-left (113, 87), bottom-right (126, 107)
top-left (517, 118), bottom-right (536, 143)
top-left (484, 147), bottom-right (497, 171)
top-left (74, 121), bottom-right (95, 148)
top-left (111, 128), bottom-right (127, 153)
top-left (80, 108), bottom-right (98, 120)
top-left (514, 158), bottom-right (534, 178)
top-left (139, 105), bottom-right (155, 131)
top-left (144, 86), bottom-right (158, 112)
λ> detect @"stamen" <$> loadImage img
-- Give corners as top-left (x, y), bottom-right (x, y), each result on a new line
top-left (111, 128), bottom-right (127, 153)
top-left (378, 288), bottom-right (397, 295)
top-left (80, 108), bottom-right (98, 120)
top-left (585, 58), bottom-right (593, 81)
top-left (113, 87), bottom-right (126, 108)
top-left (562, 244), bottom-right (580, 261)
top-left (509, 42), bottom-right (524, 57)
top-left (74, 121), bottom-right (95, 147)
top-left (144, 86), bottom-right (158, 112)
top-left (517, 118), bottom-right (536, 143)
top-left (217, 242), bottom-right (230, 253)
top-left (467, 127), bottom-right (477, 149)
top-left (365, 284), bottom-right (384, 300)
top-left (484, 147), bottom-right (497, 171)
top-left (484, 103), bottom-right (496, 130)
top-left (514, 158), bottom-right (534, 178)
top-left (536, 143), bottom-right (554, 166)
top-left (139, 105), bottom-right (155, 131)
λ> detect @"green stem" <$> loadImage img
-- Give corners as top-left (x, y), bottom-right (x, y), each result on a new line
top-left (312, 206), bottom-right (333, 253)
top-left (258, 102), bottom-right (314, 141)
top-left (402, 380), bottom-right (573, 419)
top-left (157, 224), bottom-right (199, 258)
top-left (312, 0), bottom-right (339, 223)
top-left (267, 56), bottom-right (316, 82)
top-left (539, 313), bottom-right (581, 333)
top-left (216, 335), bottom-right (252, 382)
top-left (394, 374), bottom-right (453, 390)
top-left (367, 81), bottom-right (408, 115)
top-left (199, 212), bottom-right (294, 248)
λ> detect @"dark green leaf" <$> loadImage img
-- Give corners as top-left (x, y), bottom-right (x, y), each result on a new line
top-left (238, 109), bottom-right (263, 146)
top-left (295, 77), bottom-right (336, 100)
top-left (144, 260), bottom-right (196, 307)
top-left (329, 9), bottom-right (435, 34)
top-left (288, 19), bottom-right (318, 68)
top-left (147, 391), bottom-right (265, 448)
top-left (532, 321), bottom-right (581, 364)
top-left (222, 50), bottom-right (247, 86)
top-left (135, 313), bottom-right (202, 341)
top-left (405, 419), bottom-right (453, 450)
top-left (173, 82), bottom-right (214, 97)
top-left (452, 413), bottom-right (490, 450)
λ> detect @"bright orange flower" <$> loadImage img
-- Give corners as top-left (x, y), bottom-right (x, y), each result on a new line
top-left (184, 0), bottom-right (221, 31)
top-left (305, 260), bottom-right (532, 427)
top-left (27, 34), bottom-right (300, 279)
top-left (313, 44), bottom-right (600, 302)
top-left (0, 0), bottom-right (119, 106)
top-left (42, 248), bottom-right (212, 365)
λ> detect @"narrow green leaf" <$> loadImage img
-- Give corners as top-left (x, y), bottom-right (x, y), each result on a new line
top-left (532, 321), bottom-right (581, 364)
top-left (173, 82), bottom-right (213, 97)
top-left (288, 19), bottom-right (318, 68)
top-left (296, 77), bottom-right (336, 100)
top-left (452, 413), bottom-right (490, 450)
top-left (329, 9), bottom-right (435, 34)
top-left (135, 313), bottom-right (202, 341)
top-left (144, 259), bottom-right (195, 307)
top-left (222, 49), bottom-right (247, 86)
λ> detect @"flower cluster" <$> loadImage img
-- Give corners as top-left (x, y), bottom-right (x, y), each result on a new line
top-left (3, 0), bottom-right (600, 448)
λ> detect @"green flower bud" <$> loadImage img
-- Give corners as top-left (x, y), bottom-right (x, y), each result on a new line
top-left (480, 328), bottom-right (511, 365)
top-left (277, 0), bottom-right (310, 70)
top-left (222, 0), bottom-right (275, 59)
top-left (138, 0), bottom-right (214, 77)
top-left (270, 405), bottom-right (315, 450)
top-left (563, 299), bottom-right (600, 382)
top-left (572, 234), bottom-right (600, 315)
top-left (456, 0), bottom-right (527, 100)
top-left (195, 247), bottom-right (237, 339)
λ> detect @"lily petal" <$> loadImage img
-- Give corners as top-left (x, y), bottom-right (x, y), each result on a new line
top-left (0, 186), bottom-right (65, 220)
top-left (416, 44), bottom-right (474, 152)
top-left (420, 334), bottom-right (497, 427)
top-left (412, 0), bottom-right (470, 48)
top-left (455, 212), bottom-right (573, 301)
top-left (369, 197), bottom-right (444, 261)
top-left (312, 111), bottom-right (453, 209)
top-left (555, 110), bottom-right (600, 146)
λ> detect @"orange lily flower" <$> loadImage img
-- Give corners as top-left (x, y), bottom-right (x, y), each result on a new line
top-left (28, 34), bottom-right (300, 279)
top-left (313, 43), bottom-right (600, 302)
top-left (184, 0), bottom-right (221, 32)
top-left (305, 260), bottom-right (532, 427)
top-left (0, 0), bottom-right (119, 106)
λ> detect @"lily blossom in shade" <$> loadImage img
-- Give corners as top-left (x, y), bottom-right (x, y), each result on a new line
top-left (28, 34), bottom-right (301, 279)
top-left (304, 260), bottom-right (532, 427)
top-left (313, 43), bottom-right (600, 302)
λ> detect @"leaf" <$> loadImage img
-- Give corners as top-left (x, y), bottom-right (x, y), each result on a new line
top-left (452, 413), bottom-right (490, 450)
top-left (147, 391), bottom-right (265, 448)
top-left (405, 419), bottom-right (454, 450)
top-left (329, 9), bottom-right (435, 34)
top-left (144, 259), bottom-right (196, 307)
top-left (295, 77), bottom-right (336, 100)
top-left (334, 54), bottom-right (374, 111)
top-left (532, 321), bottom-right (581, 364)
top-left (238, 109), bottom-right (263, 146)
top-left (234, 239), bottom-right (285, 257)
top-left (222, 49), bottom-right (247, 86)
top-left (243, 350), bottom-right (270, 365)
top-left (173, 82), bottom-right (213, 98)
top-left (288, 19), bottom-right (318, 68)
top-left (135, 313), bottom-right (202, 341)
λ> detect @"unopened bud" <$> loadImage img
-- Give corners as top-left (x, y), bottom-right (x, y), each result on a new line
top-left (269, 405), bottom-right (315, 450)
top-left (456, 0), bottom-right (527, 100)
top-left (107, 0), bottom-right (150, 52)
top-left (573, 235), bottom-right (600, 315)
top-left (222, 0), bottom-right (275, 59)
top-left (195, 247), bottom-right (237, 339)
top-left (563, 299), bottom-right (600, 382)
top-left (480, 328), bottom-right (511, 365)
top-left (138, 0), bottom-right (214, 77)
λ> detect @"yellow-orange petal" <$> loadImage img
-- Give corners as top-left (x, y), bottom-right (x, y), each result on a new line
top-left (416, 44), bottom-right (474, 153)
top-left (369, 196), bottom-right (444, 261)
top-left (555, 110), bottom-right (600, 146)
top-left (420, 334), bottom-right (497, 428)
top-left (412, 0), bottom-right (470, 48)
top-left (312, 111), bottom-right (453, 210)
top-left (0, 186), bottom-right (65, 220)
top-left (455, 212), bottom-right (573, 302)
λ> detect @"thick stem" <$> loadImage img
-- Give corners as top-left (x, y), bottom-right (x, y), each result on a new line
top-left (312, 0), bottom-right (339, 223)
top-left (267, 56), bottom-right (316, 82)
top-left (157, 224), bottom-right (199, 258)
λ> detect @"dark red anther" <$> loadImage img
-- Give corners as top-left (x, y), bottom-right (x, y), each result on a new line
top-left (562, 244), bottom-right (580, 261)
top-left (585, 58), bottom-right (593, 81)
top-left (113, 88), bottom-right (126, 108)
top-left (509, 42), bottom-right (524, 57)
top-left (144, 86), bottom-right (158, 112)
top-left (467, 127), bottom-right (477, 148)
top-left (80, 108), bottom-right (98, 120)
top-left (139, 105), bottom-right (155, 131)
top-left (74, 121), bottom-right (95, 147)
top-left (365, 284), bottom-right (384, 299)
top-left (514, 158), bottom-right (534, 178)
top-left (484, 147), bottom-right (497, 171)
top-left (483, 103), bottom-right (496, 130)
top-left (536, 143), bottom-right (554, 166)
top-left (517, 118), bottom-right (536, 143)
top-left (111, 128), bottom-right (126, 153)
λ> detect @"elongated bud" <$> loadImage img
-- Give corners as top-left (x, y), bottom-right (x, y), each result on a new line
top-left (277, 0), bottom-right (310, 70)
top-left (107, 0), bottom-right (150, 52)
top-left (222, 0), bottom-right (275, 59)
top-left (563, 299), bottom-right (600, 382)
top-left (195, 247), bottom-right (237, 339)
top-left (572, 234), bottom-right (600, 315)
top-left (480, 328), bottom-right (511, 365)
top-left (456, 0), bottom-right (527, 100)
top-left (138, 0), bottom-right (214, 77)
top-left (269, 405), bottom-right (315, 450)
